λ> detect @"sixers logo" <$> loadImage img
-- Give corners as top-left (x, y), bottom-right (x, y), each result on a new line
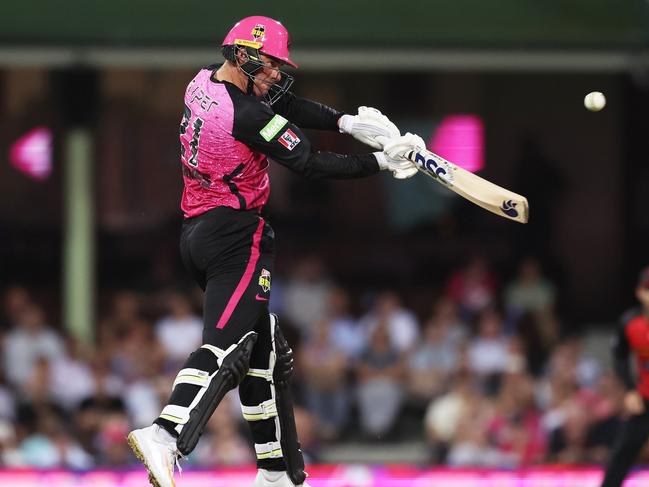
top-left (413, 152), bottom-right (453, 185)
top-left (258, 268), bottom-right (271, 292)
top-left (251, 24), bottom-right (266, 41)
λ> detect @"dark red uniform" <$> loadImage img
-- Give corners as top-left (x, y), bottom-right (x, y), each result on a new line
top-left (600, 308), bottom-right (649, 487)
top-left (614, 309), bottom-right (649, 398)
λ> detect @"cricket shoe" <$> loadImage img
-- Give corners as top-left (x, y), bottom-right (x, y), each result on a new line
top-left (127, 424), bottom-right (184, 487)
top-left (252, 469), bottom-right (312, 487)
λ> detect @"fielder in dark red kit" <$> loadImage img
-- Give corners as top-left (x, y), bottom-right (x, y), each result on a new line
top-left (127, 15), bottom-right (424, 487)
top-left (599, 266), bottom-right (649, 487)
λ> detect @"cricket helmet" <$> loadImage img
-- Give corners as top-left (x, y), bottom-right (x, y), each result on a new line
top-left (222, 16), bottom-right (298, 68)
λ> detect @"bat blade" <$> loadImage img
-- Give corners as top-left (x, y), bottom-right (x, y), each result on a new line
top-left (408, 149), bottom-right (529, 224)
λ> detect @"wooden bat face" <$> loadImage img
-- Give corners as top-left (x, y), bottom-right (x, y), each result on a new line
top-left (408, 149), bottom-right (529, 224)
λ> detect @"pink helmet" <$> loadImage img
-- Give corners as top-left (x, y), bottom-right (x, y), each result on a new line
top-left (222, 16), bottom-right (298, 68)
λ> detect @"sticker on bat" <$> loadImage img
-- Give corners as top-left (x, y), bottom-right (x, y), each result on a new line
top-left (500, 199), bottom-right (519, 218)
top-left (413, 152), bottom-right (454, 185)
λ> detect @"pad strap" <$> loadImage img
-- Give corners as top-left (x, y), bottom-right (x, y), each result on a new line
top-left (201, 343), bottom-right (239, 366)
top-left (172, 368), bottom-right (210, 388)
top-left (255, 441), bottom-right (283, 459)
top-left (241, 399), bottom-right (278, 421)
top-left (162, 349), bottom-right (227, 426)
top-left (247, 367), bottom-right (273, 381)
top-left (159, 404), bottom-right (191, 425)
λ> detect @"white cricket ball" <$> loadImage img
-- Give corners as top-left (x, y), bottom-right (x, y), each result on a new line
top-left (584, 91), bottom-right (606, 112)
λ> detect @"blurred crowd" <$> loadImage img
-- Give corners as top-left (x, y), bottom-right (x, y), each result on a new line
top-left (0, 254), bottom-right (635, 469)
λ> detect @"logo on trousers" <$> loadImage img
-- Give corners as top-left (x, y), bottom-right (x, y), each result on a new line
top-left (258, 268), bottom-right (271, 292)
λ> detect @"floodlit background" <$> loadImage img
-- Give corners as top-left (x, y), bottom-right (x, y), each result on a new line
top-left (1, 1), bottom-right (649, 485)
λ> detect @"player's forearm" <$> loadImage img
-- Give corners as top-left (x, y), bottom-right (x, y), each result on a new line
top-left (273, 92), bottom-right (343, 131)
top-left (296, 151), bottom-right (380, 180)
top-left (612, 329), bottom-right (635, 390)
top-left (613, 357), bottom-right (636, 390)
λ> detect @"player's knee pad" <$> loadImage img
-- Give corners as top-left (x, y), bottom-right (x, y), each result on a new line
top-left (273, 317), bottom-right (306, 485)
top-left (273, 319), bottom-right (295, 386)
top-left (161, 331), bottom-right (257, 456)
top-left (239, 314), bottom-right (305, 483)
top-left (266, 314), bottom-right (307, 485)
top-left (239, 314), bottom-right (282, 460)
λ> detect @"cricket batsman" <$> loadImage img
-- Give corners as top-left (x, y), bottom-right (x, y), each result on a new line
top-left (127, 15), bottom-right (424, 487)
top-left (599, 266), bottom-right (649, 487)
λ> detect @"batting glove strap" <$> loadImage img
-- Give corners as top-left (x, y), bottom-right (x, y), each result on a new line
top-left (374, 151), bottom-right (419, 180)
top-left (383, 132), bottom-right (426, 159)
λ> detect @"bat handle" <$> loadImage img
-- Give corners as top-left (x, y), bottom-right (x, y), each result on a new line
top-left (376, 136), bottom-right (420, 164)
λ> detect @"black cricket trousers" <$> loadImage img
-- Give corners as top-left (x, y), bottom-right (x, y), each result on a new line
top-left (157, 206), bottom-right (284, 470)
top-left (600, 401), bottom-right (649, 487)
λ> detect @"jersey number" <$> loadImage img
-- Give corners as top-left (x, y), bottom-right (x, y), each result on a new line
top-left (180, 105), bottom-right (204, 168)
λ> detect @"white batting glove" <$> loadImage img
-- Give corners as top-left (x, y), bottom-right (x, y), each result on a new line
top-left (338, 106), bottom-right (401, 150)
top-left (373, 132), bottom-right (424, 179)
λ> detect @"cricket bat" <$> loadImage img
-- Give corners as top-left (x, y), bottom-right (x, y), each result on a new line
top-left (407, 148), bottom-right (529, 224)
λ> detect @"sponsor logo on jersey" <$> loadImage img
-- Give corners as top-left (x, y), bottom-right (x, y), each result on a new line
top-left (500, 199), bottom-right (519, 217)
top-left (278, 129), bottom-right (301, 151)
top-left (260, 114), bottom-right (288, 141)
top-left (258, 268), bottom-right (271, 292)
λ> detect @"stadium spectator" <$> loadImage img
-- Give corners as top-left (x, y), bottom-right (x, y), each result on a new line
top-left (545, 395), bottom-right (593, 463)
top-left (358, 291), bottom-right (420, 354)
top-left (445, 255), bottom-right (498, 322)
top-left (97, 291), bottom-right (148, 355)
top-left (0, 373), bottom-right (14, 421)
top-left (406, 311), bottom-right (462, 404)
top-left (327, 287), bottom-right (366, 360)
top-left (154, 291), bottom-right (202, 369)
top-left (49, 336), bottom-right (95, 411)
top-left (96, 410), bottom-right (131, 466)
top-left (3, 304), bottom-right (64, 390)
top-left (283, 255), bottom-right (334, 334)
top-left (355, 323), bottom-right (405, 438)
top-left (504, 257), bottom-right (559, 344)
top-left (299, 318), bottom-right (350, 439)
top-left (0, 419), bottom-right (20, 466)
top-left (505, 257), bottom-right (557, 320)
top-left (487, 371), bottom-right (546, 466)
top-left (1, 285), bottom-right (32, 329)
top-left (109, 317), bottom-right (163, 383)
top-left (15, 399), bottom-right (93, 469)
top-left (424, 371), bottom-right (479, 463)
top-left (467, 308), bottom-right (511, 393)
top-left (445, 396), bottom-right (501, 466)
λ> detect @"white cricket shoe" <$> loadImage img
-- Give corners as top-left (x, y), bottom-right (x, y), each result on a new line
top-left (252, 469), bottom-right (312, 487)
top-left (127, 424), bottom-right (183, 487)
